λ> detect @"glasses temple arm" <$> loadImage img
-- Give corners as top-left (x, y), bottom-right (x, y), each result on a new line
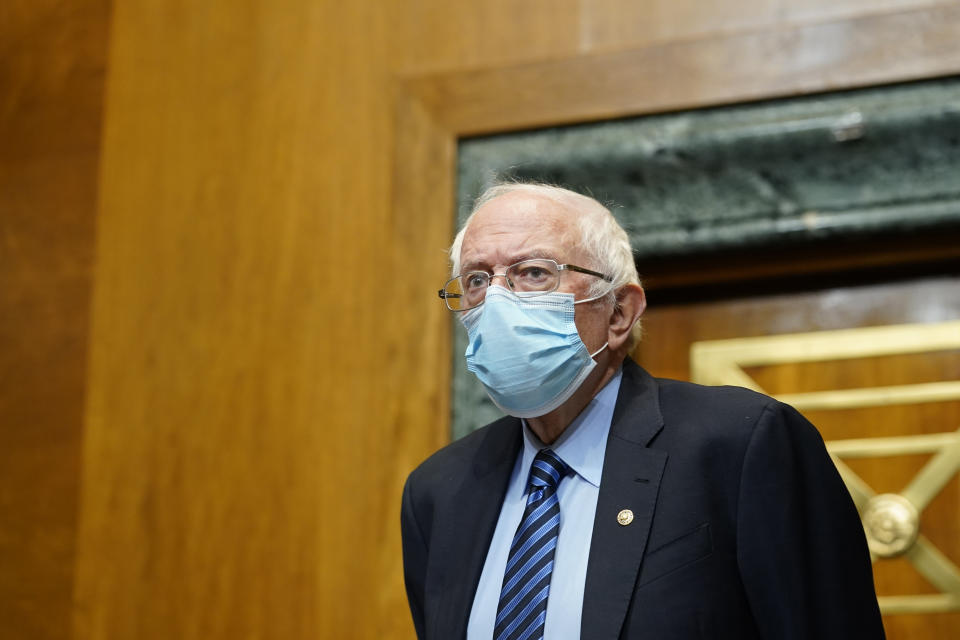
top-left (561, 264), bottom-right (614, 282)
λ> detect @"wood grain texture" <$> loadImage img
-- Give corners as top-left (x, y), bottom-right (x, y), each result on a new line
top-left (395, 0), bottom-right (955, 74)
top-left (580, 0), bottom-right (948, 53)
top-left (75, 0), bottom-right (411, 637)
top-left (376, 88), bottom-right (458, 639)
top-left (0, 1), bottom-right (110, 638)
top-left (394, 0), bottom-right (582, 74)
top-left (404, 4), bottom-right (960, 136)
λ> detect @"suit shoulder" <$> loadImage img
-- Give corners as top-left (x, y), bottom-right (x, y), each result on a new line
top-left (406, 414), bottom-right (518, 489)
top-left (654, 376), bottom-right (821, 448)
top-left (655, 377), bottom-right (821, 444)
top-left (656, 377), bottom-right (778, 417)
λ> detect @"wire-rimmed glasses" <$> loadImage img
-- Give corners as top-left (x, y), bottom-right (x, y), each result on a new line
top-left (438, 258), bottom-right (613, 311)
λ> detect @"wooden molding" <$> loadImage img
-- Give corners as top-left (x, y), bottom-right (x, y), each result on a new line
top-left (402, 4), bottom-right (960, 137)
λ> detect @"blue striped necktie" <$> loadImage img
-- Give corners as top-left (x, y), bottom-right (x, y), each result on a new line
top-left (494, 448), bottom-right (570, 640)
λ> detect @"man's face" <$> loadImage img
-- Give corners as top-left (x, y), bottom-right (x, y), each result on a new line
top-left (459, 192), bottom-right (611, 353)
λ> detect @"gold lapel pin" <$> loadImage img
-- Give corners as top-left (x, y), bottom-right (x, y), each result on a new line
top-left (617, 509), bottom-right (634, 526)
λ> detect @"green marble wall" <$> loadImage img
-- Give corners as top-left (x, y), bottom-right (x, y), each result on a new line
top-left (451, 77), bottom-right (960, 440)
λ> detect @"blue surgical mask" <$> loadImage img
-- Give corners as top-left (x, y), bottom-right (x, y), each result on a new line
top-left (460, 285), bottom-right (608, 418)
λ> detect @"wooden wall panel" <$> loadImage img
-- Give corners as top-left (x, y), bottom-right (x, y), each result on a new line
top-left (378, 89), bottom-right (458, 638)
top-left (395, 0), bottom-right (956, 73)
top-left (403, 5), bottom-right (960, 137)
top-left (580, 0), bottom-right (945, 53)
top-left (0, 1), bottom-right (110, 638)
top-left (393, 0), bottom-right (582, 74)
top-left (57, 2), bottom-right (960, 640)
top-left (74, 1), bottom-right (416, 638)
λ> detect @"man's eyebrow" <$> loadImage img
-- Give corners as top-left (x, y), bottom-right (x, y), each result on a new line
top-left (460, 259), bottom-right (490, 273)
top-left (461, 250), bottom-right (558, 273)
top-left (513, 250), bottom-right (555, 262)
top-left (501, 250), bottom-right (559, 266)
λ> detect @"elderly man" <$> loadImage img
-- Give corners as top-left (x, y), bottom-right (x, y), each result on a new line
top-left (401, 183), bottom-right (884, 639)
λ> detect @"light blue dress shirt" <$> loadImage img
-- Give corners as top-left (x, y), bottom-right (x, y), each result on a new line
top-left (467, 368), bottom-right (623, 639)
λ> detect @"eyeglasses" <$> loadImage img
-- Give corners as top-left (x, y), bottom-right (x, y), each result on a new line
top-left (438, 258), bottom-right (613, 311)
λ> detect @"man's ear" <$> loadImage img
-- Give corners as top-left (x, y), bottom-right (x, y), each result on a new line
top-left (607, 283), bottom-right (646, 350)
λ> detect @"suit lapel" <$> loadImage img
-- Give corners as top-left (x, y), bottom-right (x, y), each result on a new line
top-left (582, 360), bottom-right (666, 640)
top-left (430, 417), bottom-right (522, 640)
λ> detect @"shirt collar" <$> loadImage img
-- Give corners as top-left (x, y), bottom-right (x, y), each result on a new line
top-left (519, 367), bottom-right (623, 489)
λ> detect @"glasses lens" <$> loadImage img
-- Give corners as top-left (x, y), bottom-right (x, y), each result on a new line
top-left (507, 259), bottom-right (559, 293)
top-left (442, 278), bottom-right (464, 311)
top-left (443, 272), bottom-right (489, 310)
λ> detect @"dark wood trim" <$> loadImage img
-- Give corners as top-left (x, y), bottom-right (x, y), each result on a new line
top-left (639, 228), bottom-right (960, 303)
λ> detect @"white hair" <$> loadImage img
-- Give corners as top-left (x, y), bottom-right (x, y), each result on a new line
top-left (449, 182), bottom-right (643, 345)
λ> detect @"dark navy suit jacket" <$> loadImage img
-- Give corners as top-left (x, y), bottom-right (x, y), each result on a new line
top-left (401, 359), bottom-right (885, 639)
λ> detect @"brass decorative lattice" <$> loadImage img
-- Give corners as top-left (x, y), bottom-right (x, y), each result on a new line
top-left (691, 321), bottom-right (960, 615)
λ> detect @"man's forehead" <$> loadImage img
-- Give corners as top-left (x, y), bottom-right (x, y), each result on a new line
top-left (465, 194), bottom-right (574, 240)
top-left (460, 194), bottom-right (579, 269)
top-left (474, 191), bottom-right (570, 219)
